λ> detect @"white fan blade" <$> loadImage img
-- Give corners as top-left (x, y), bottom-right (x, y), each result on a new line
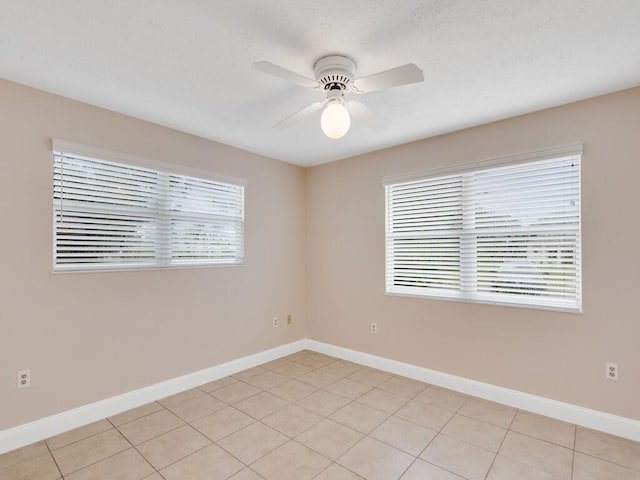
top-left (352, 64), bottom-right (424, 93)
top-left (274, 101), bottom-right (324, 128)
top-left (347, 101), bottom-right (390, 129)
top-left (252, 61), bottom-right (318, 89)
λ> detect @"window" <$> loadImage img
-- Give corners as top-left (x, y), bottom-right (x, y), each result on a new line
top-left (53, 141), bottom-right (245, 272)
top-left (384, 146), bottom-right (582, 311)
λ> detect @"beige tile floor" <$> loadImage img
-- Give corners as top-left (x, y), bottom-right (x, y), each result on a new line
top-left (2, 350), bottom-right (640, 480)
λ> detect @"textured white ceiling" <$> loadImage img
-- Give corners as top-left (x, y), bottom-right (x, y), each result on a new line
top-left (1, 1), bottom-right (639, 166)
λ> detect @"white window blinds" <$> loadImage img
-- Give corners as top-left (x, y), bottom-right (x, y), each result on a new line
top-left (385, 149), bottom-right (581, 311)
top-left (53, 142), bottom-right (245, 272)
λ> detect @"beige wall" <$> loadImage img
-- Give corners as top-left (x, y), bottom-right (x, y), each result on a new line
top-left (0, 79), bottom-right (307, 431)
top-left (306, 87), bottom-right (640, 421)
top-left (2, 76), bottom-right (638, 433)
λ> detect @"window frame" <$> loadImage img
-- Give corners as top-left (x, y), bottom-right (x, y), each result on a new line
top-left (52, 140), bottom-right (247, 273)
top-left (383, 144), bottom-right (583, 313)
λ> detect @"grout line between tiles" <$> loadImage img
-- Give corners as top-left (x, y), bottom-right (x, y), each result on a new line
top-left (395, 454), bottom-right (418, 480)
top-left (106, 416), bottom-right (163, 480)
top-left (44, 440), bottom-right (65, 480)
top-left (505, 427), bottom-right (577, 451)
top-left (145, 440), bottom-right (212, 475)
top-left (109, 403), bottom-right (165, 429)
top-left (482, 406), bottom-right (518, 480)
top-left (45, 422), bottom-right (113, 452)
top-left (415, 405), bottom-right (486, 479)
top-left (309, 461), bottom-right (333, 480)
top-left (107, 413), bottom-right (224, 480)
top-left (573, 450), bottom-right (640, 475)
top-left (54, 439), bottom-right (132, 478)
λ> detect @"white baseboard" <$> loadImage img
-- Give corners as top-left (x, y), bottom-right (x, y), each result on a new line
top-left (0, 340), bottom-right (306, 455)
top-left (305, 339), bottom-right (640, 442)
top-left (2, 338), bottom-right (639, 455)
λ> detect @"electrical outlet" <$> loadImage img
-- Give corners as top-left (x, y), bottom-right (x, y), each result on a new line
top-left (17, 369), bottom-right (31, 389)
top-left (371, 322), bottom-right (377, 334)
top-left (287, 314), bottom-right (292, 325)
top-left (606, 362), bottom-right (618, 380)
top-left (273, 316), bottom-right (279, 328)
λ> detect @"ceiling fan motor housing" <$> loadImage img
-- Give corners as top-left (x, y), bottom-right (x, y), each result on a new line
top-left (314, 55), bottom-right (356, 91)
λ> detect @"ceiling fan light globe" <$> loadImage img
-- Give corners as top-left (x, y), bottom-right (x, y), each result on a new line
top-left (321, 101), bottom-right (350, 139)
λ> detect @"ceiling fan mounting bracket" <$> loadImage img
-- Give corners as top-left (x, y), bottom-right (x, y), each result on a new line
top-left (314, 55), bottom-right (356, 91)
top-left (325, 88), bottom-right (345, 102)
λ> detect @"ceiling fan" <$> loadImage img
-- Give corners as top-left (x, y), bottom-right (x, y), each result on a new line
top-left (252, 55), bottom-right (424, 139)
